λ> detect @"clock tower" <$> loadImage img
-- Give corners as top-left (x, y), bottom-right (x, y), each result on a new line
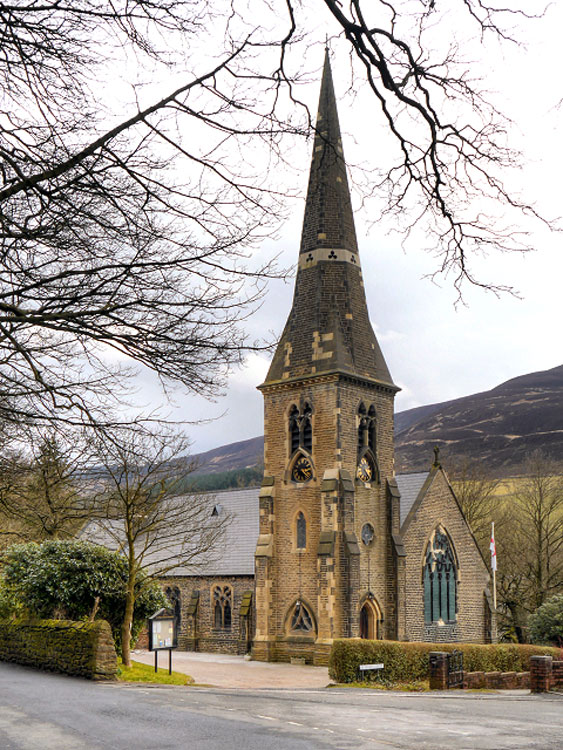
top-left (253, 52), bottom-right (400, 663)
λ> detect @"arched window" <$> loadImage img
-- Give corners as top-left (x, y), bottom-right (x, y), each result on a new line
top-left (289, 600), bottom-right (314, 633)
top-left (424, 529), bottom-right (457, 624)
top-left (212, 585), bottom-right (233, 630)
top-left (296, 511), bottom-right (306, 549)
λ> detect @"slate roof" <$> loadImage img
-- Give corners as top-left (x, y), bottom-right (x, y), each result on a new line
top-left (82, 486), bottom-right (260, 578)
top-left (178, 487), bottom-right (260, 576)
top-left (396, 472), bottom-right (429, 528)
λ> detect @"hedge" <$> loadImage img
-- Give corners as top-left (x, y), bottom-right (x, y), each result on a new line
top-left (0, 619), bottom-right (118, 680)
top-left (328, 639), bottom-right (561, 684)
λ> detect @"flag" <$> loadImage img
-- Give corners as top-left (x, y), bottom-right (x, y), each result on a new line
top-left (490, 524), bottom-right (497, 572)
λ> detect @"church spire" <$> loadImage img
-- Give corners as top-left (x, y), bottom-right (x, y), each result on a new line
top-left (262, 52), bottom-right (396, 389)
top-left (299, 49), bottom-right (358, 256)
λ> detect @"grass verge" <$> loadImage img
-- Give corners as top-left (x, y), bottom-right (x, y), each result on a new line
top-left (329, 679), bottom-right (430, 692)
top-left (117, 659), bottom-right (193, 685)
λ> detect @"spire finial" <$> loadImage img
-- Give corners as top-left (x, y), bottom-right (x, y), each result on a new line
top-left (432, 445), bottom-right (441, 468)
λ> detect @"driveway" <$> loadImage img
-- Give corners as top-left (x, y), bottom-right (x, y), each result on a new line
top-left (131, 649), bottom-right (331, 688)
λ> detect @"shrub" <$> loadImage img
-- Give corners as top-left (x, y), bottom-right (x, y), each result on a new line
top-left (528, 595), bottom-right (563, 647)
top-left (0, 540), bottom-right (167, 654)
top-left (328, 639), bottom-right (560, 684)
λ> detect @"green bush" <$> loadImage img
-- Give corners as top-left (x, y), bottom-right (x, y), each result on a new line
top-left (528, 594), bottom-right (563, 647)
top-left (328, 639), bottom-right (560, 683)
top-left (0, 540), bottom-right (167, 654)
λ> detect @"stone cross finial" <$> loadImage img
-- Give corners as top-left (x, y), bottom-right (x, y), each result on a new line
top-left (433, 445), bottom-right (441, 468)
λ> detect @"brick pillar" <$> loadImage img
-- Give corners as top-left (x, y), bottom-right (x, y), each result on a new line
top-left (429, 652), bottom-right (449, 690)
top-left (552, 660), bottom-right (563, 688)
top-left (530, 655), bottom-right (553, 693)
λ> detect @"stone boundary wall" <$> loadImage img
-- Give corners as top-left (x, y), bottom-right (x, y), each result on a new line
top-left (0, 619), bottom-right (118, 680)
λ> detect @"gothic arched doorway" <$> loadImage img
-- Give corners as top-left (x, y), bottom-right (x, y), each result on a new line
top-left (359, 598), bottom-right (381, 640)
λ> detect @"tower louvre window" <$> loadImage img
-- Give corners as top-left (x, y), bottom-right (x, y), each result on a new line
top-left (357, 403), bottom-right (378, 483)
top-left (302, 402), bottom-right (312, 451)
top-left (289, 402), bottom-right (313, 455)
top-left (289, 405), bottom-right (300, 453)
top-left (368, 405), bottom-right (376, 453)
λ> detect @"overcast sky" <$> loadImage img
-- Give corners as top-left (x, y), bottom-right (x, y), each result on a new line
top-left (127, 4), bottom-right (563, 455)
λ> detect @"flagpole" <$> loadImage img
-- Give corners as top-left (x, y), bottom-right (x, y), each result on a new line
top-left (492, 521), bottom-right (497, 610)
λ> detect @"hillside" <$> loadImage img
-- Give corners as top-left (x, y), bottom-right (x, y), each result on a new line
top-left (190, 364), bottom-right (563, 481)
top-left (395, 364), bottom-right (563, 473)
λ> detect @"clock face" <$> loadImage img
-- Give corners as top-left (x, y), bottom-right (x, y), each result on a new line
top-left (356, 455), bottom-right (373, 482)
top-left (292, 455), bottom-right (313, 483)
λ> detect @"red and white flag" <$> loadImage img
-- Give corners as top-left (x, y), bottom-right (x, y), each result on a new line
top-left (490, 524), bottom-right (497, 571)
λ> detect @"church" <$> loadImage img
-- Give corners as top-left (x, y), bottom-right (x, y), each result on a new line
top-left (163, 53), bottom-right (495, 664)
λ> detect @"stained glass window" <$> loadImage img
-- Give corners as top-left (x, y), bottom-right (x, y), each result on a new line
top-left (424, 529), bottom-right (457, 624)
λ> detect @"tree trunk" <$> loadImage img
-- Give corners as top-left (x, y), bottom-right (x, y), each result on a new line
top-left (121, 577), bottom-right (136, 667)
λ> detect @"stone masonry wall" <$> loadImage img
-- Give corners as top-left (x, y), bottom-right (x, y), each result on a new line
top-left (402, 470), bottom-right (493, 643)
top-left (162, 575), bottom-right (254, 655)
top-left (0, 619), bottom-right (117, 680)
top-left (337, 379), bottom-right (396, 639)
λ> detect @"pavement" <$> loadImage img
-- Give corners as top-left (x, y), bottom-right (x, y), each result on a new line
top-left (131, 649), bottom-right (331, 688)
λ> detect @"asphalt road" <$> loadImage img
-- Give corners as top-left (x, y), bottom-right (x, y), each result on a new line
top-left (0, 662), bottom-right (562, 750)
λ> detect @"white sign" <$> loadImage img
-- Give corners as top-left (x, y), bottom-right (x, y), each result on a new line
top-left (359, 663), bottom-right (384, 671)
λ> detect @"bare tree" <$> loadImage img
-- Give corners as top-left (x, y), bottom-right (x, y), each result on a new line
top-left (0, 1), bottom-right (550, 439)
top-left (449, 455), bottom-right (501, 551)
top-left (495, 452), bottom-right (563, 641)
top-left (85, 428), bottom-right (228, 666)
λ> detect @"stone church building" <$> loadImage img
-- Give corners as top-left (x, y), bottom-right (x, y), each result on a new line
top-left (164, 53), bottom-right (495, 663)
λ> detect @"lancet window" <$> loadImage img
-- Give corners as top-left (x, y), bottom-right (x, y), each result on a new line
top-left (213, 585), bottom-right (232, 630)
top-left (296, 511), bottom-right (307, 550)
top-left (423, 529), bottom-right (457, 624)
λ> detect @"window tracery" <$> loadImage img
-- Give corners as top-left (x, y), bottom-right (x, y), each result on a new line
top-left (289, 600), bottom-right (314, 633)
top-left (288, 402), bottom-right (313, 455)
top-left (212, 585), bottom-right (232, 630)
top-left (423, 529), bottom-right (457, 624)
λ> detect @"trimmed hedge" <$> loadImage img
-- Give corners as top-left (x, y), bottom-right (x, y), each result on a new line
top-left (328, 639), bottom-right (560, 684)
top-left (0, 619), bottom-right (118, 680)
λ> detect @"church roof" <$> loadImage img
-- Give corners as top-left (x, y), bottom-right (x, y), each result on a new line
top-left (81, 486), bottom-right (260, 578)
top-left (173, 487), bottom-right (260, 577)
top-left (262, 52), bottom-right (396, 389)
top-left (396, 471), bottom-right (429, 528)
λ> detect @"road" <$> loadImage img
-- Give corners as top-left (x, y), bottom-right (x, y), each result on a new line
top-left (0, 662), bottom-right (561, 750)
